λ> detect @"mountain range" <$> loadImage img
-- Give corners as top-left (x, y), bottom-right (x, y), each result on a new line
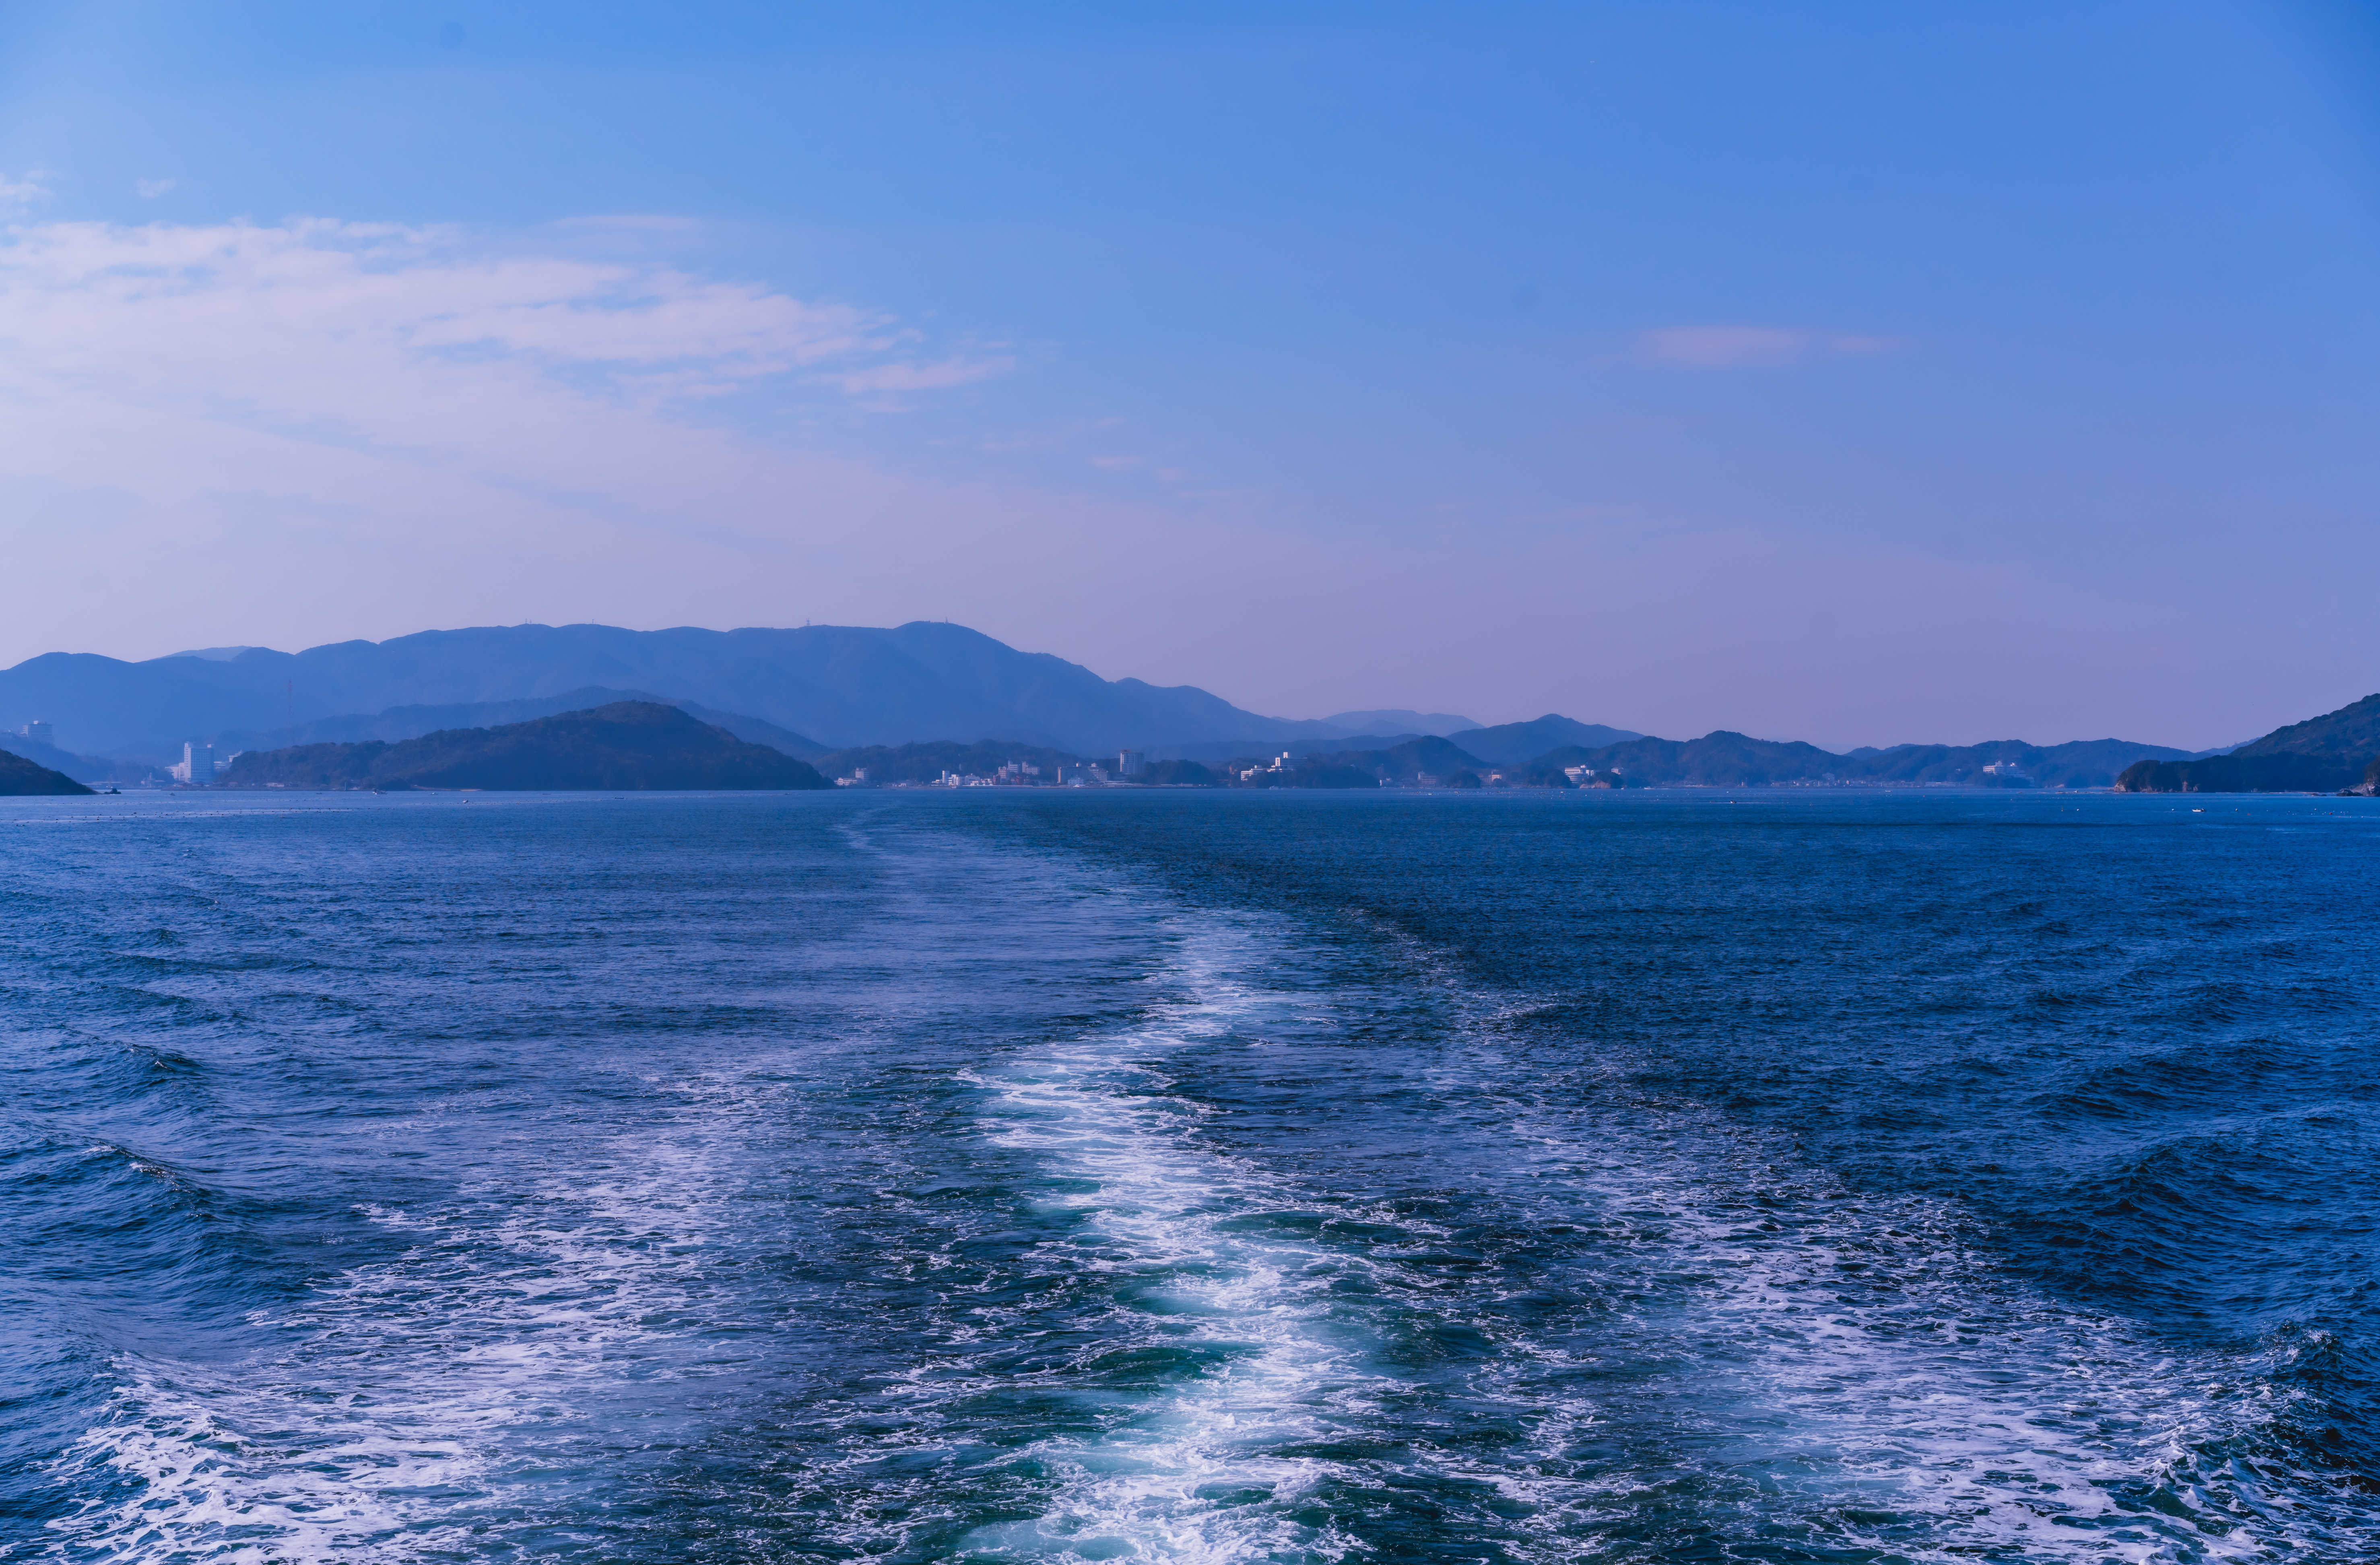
top-left (0, 622), bottom-right (1384, 760)
top-left (1521, 733), bottom-right (2194, 790)
top-left (1175, 731), bottom-right (2194, 791)
top-left (0, 622), bottom-right (1659, 774)
top-left (0, 618), bottom-right (2345, 792)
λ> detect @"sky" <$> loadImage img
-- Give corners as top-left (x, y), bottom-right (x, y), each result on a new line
top-left (0, 1), bottom-right (2374, 748)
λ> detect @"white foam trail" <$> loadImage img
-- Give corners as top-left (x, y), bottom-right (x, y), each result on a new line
top-left (947, 914), bottom-right (1611, 1564)
top-left (952, 920), bottom-right (1386, 1562)
top-left (42, 1071), bottom-right (775, 1564)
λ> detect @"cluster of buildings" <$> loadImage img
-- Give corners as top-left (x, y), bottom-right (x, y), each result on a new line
top-left (163, 742), bottom-right (243, 785)
top-left (832, 750), bottom-right (1153, 789)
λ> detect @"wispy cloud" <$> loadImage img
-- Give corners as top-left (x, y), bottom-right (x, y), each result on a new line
top-left (0, 218), bottom-right (996, 413)
top-left (0, 215), bottom-right (1182, 664)
top-left (134, 178), bottom-right (178, 199)
top-left (0, 217), bottom-right (1090, 661)
top-left (0, 170), bottom-right (52, 211)
top-left (1639, 326), bottom-right (1900, 368)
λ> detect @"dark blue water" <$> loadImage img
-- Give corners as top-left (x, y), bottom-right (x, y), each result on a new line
top-left (3, 790), bottom-right (2376, 1562)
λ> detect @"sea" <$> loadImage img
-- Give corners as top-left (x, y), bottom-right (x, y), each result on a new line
top-left (2, 788), bottom-right (2375, 1563)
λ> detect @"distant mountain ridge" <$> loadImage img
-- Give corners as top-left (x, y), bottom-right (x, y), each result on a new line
top-left (1526, 733), bottom-right (2192, 789)
top-left (0, 622), bottom-right (1351, 758)
top-left (0, 617), bottom-right (2229, 779)
top-left (1172, 728), bottom-right (2194, 791)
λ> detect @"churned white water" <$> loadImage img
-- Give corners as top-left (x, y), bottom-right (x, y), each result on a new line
top-left (43, 1069), bottom-right (795, 1563)
top-left (958, 922), bottom-right (1389, 1561)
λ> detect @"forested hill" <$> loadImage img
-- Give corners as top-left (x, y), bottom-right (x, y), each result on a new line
top-left (1528, 732), bottom-right (1839, 787)
top-left (2229, 692), bottom-right (2380, 762)
top-left (211, 687), bottom-right (829, 762)
top-left (219, 703), bottom-right (829, 791)
top-left (1839, 737), bottom-right (2194, 789)
top-left (2116, 692), bottom-right (2380, 794)
top-left (1170, 730), bottom-right (2196, 790)
top-left (1442, 715), bottom-right (1641, 764)
top-left (0, 749), bottom-right (95, 797)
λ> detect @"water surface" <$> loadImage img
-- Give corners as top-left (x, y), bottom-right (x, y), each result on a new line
top-left (3, 789), bottom-right (2374, 1561)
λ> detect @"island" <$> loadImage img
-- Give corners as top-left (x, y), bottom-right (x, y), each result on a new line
top-left (217, 702), bottom-right (831, 791)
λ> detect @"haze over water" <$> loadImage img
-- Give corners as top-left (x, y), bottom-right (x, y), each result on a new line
top-left (4, 789), bottom-right (2376, 1561)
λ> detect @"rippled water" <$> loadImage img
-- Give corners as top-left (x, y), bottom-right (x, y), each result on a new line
top-left (3, 789), bottom-right (2375, 1561)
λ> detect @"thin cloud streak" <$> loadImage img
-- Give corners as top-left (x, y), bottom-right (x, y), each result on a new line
top-left (0, 219), bottom-right (914, 412)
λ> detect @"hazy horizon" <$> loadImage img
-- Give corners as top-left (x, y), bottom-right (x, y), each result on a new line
top-left (3, 3), bottom-right (2374, 751)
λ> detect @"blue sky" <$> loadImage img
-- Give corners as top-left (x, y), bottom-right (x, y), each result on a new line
top-left (0, 1), bottom-right (2373, 746)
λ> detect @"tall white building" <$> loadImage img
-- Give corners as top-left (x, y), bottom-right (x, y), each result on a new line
top-left (19, 720), bottom-right (52, 748)
top-left (173, 743), bottom-right (214, 785)
top-left (1117, 749), bottom-right (1146, 778)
